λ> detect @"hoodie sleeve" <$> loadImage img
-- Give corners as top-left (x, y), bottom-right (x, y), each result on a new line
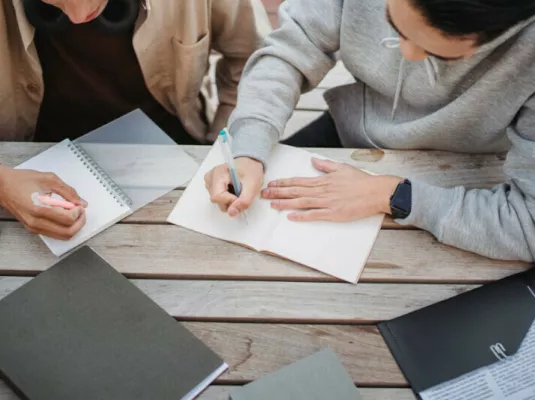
top-left (398, 94), bottom-right (535, 262)
top-left (229, 0), bottom-right (343, 164)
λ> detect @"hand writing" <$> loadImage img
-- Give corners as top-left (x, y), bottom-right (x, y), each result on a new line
top-left (204, 157), bottom-right (264, 216)
top-left (261, 158), bottom-right (402, 222)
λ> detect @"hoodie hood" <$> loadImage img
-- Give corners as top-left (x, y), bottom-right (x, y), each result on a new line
top-left (383, 14), bottom-right (535, 119)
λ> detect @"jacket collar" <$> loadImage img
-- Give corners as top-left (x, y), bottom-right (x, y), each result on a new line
top-left (12, 0), bottom-right (34, 52)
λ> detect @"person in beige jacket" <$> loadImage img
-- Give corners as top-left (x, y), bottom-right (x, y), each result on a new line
top-left (0, 0), bottom-right (270, 239)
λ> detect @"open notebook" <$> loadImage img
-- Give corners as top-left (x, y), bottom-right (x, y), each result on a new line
top-left (15, 110), bottom-right (199, 256)
top-left (167, 142), bottom-right (384, 283)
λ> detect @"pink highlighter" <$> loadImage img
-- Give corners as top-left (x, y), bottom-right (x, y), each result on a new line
top-left (37, 195), bottom-right (76, 210)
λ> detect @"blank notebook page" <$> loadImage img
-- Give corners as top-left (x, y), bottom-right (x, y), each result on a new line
top-left (16, 139), bottom-right (131, 256)
top-left (263, 146), bottom-right (384, 283)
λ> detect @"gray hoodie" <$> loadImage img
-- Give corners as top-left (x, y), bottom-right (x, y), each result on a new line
top-left (228, 0), bottom-right (535, 262)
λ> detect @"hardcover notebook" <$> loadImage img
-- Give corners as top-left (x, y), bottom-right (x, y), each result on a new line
top-left (167, 141), bottom-right (384, 283)
top-left (15, 110), bottom-right (199, 256)
top-left (230, 348), bottom-right (361, 400)
top-left (378, 267), bottom-right (535, 399)
top-left (0, 246), bottom-right (227, 400)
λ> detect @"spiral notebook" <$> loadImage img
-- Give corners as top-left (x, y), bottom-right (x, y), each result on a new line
top-left (15, 110), bottom-right (199, 256)
top-left (16, 139), bottom-right (132, 256)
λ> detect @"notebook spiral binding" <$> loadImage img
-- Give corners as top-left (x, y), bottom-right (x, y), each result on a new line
top-left (67, 141), bottom-right (133, 207)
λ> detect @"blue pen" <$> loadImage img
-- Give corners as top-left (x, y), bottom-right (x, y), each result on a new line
top-left (219, 128), bottom-right (242, 196)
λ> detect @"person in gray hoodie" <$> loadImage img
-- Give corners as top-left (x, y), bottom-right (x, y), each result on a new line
top-left (204, 0), bottom-right (535, 262)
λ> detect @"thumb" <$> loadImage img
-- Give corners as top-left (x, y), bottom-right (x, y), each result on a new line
top-left (312, 157), bottom-right (341, 173)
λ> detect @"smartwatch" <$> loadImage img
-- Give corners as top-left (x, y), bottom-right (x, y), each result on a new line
top-left (390, 179), bottom-right (412, 219)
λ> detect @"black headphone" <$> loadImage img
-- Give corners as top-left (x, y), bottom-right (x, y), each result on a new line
top-left (22, 0), bottom-right (140, 34)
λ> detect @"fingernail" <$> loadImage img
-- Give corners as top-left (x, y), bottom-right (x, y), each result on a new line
top-left (261, 189), bottom-right (268, 198)
top-left (229, 207), bottom-right (238, 217)
top-left (270, 201), bottom-right (278, 209)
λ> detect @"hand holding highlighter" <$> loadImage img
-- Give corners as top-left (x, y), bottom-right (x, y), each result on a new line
top-left (33, 193), bottom-right (77, 210)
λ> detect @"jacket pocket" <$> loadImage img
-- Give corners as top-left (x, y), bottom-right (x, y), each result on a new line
top-left (171, 32), bottom-right (210, 104)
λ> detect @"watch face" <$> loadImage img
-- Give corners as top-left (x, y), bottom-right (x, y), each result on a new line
top-left (391, 180), bottom-right (412, 219)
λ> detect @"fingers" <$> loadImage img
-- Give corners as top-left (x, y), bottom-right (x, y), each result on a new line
top-left (205, 166), bottom-right (237, 212)
top-left (288, 209), bottom-right (334, 222)
top-left (311, 158), bottom-right (342, 173)
top-left (262, 185), bottom-right (323, 200)
top-left (24, 210), bottom-right (86, 240)
top-left (205, 159), bottom-right (264, 216)
top-left (268, 176), bottom-right (327, 188)
top-left (32, 205), bottom-right (85, 227)
top-left (270, 197), bottom-right (328, 210)
top-left (44, 173), bottom-right (87, 206)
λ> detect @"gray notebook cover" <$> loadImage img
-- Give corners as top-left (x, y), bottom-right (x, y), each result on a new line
top-left (0, 246), bottom-right (226, 400)
top-left (230, 348), bottom-right (361, 400)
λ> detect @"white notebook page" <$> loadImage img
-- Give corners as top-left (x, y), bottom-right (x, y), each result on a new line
top-left (16, 139), bottom-right (131, 256)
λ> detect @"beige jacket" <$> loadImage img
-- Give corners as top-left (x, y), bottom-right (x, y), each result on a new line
top-left (0, 0), bottom-right (271, 142)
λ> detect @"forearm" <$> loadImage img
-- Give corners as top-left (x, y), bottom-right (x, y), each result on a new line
top-left (397, 179), bottom-right (535, 261)
top-left (229, 0), bottom-right (343, 165)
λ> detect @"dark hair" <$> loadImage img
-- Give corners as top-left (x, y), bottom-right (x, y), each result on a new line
top-left (410, 0), bottom-right (535, 44)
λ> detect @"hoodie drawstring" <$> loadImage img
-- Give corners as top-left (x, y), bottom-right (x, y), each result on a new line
top-left (380, 37), bottom-right (438, 119)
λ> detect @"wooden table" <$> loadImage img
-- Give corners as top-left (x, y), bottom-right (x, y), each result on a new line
top-left (0, 141), bottom-right (531, 400)
top-left (0, 62), bottom-right (532, 399)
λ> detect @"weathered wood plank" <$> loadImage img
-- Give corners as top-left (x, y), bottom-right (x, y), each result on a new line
top-left (318, 61), bottom-right (354, 88)
top-left (0, 143), bottom-right (506, 190)
top-left (296, 89), bottom-right (328, 110)
top-left (0, 322), bottom-right (406, 385)
top-left (0, 276), bottom-right (474, 323)
top-left (284, 110), bottom-right (322, 135)
top-left (198, 387), bottom-right (417, 400)
top-left (0, 222), bottom-right (527, 283)
top-left (0, 383), bottom-right (416, 400)
top-left (153, 323), bottom-right (409, 385)
top-left (0, 189), bottom-right (407, 227)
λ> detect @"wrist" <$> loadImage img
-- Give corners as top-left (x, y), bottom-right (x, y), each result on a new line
top-left (0, 165), bottom-right (10, 206)
top-left (379, 176), bottom-right (404, 215)
top-left (235, 156), bottom-right (265, 172)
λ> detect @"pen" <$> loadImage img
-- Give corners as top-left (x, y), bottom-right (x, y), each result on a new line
top-left (36, 194), bottom-right (76, 210)
top-left (219, 128), bottom-right (242, 197)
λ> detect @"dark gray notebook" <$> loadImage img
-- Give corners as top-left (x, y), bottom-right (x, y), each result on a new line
top-left (0, 246), bottom-right (227, 400)
top-left (230, 348), bottom-right (361, 400)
